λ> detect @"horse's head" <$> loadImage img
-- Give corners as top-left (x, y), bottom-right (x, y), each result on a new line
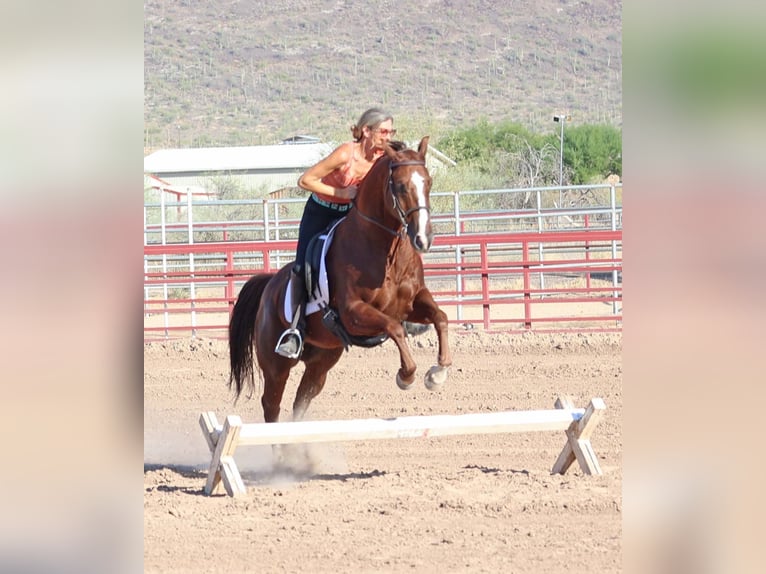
top-left (383, 136), bottom-right (434, 253)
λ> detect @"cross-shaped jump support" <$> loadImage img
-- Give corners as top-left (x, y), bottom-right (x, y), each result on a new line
top-left (199, 412), bottom-right (246, 496)
top-left (551, 396), bottom-right (606, 475)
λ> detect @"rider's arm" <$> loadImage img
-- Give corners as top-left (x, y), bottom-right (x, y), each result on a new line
top-left (297, 143), bottom-right (357, 200)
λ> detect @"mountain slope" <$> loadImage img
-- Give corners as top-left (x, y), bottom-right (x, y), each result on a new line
top-left (144, 0), bottom-right (622, 148)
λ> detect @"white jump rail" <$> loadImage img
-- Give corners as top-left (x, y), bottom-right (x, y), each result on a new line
top-left (199, 395), bottom-right (606, 497)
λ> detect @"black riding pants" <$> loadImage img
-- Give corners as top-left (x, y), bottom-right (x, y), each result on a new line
top-left (294, 195), bottom-right (350, 270)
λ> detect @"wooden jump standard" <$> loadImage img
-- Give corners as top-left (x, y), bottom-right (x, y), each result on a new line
top-left (199, 396), bottom-right (606, 497)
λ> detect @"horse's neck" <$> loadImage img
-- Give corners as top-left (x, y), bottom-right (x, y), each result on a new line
top-left (342, 211), bottom-right (395, 252)
top-left (354, 189), bottom-right (402, 234)
top-left (354, 159), bottom-right (392, 217)
top-left (354, 185), bottom-right (387, 221)
top-left (343, 215), bottom-right (416, 264)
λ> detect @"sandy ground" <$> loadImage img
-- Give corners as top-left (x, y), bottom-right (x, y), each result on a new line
top-left (144, 329), bottom-right (622, 573)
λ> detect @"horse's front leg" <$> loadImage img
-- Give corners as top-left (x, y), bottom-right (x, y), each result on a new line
top-left (343, 302), bottom-right (419, 390)
top-left (410, 288), bottom-right (452, 390)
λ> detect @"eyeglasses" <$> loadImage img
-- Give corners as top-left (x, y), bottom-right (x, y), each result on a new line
top-left (373, 128), bottom-right (397, 136)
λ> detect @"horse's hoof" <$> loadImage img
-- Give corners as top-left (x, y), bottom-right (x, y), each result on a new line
top-left (396, 372), bottom-right (415, 390)
top-left (424, 365), bottom-right (449, 391)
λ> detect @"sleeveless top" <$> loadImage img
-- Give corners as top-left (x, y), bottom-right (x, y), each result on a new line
top-left (314, 142), bottom-right (380, 205)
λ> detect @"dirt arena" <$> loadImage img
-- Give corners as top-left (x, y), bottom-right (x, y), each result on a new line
top-left (144, 329), bottom-right (622, 573)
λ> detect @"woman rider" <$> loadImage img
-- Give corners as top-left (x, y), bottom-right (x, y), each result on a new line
top-left (275, 107), bottom-right (397, 358)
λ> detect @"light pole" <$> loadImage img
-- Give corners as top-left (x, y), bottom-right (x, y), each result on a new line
top-left (553, 114), bottom-right (570, 207)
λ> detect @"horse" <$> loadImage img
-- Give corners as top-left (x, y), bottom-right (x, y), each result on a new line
top-left (227, 136), bottom-right (452, 426)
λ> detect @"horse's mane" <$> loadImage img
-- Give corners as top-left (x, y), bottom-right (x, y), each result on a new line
top-left (364, 140), bottom-right (420, 185)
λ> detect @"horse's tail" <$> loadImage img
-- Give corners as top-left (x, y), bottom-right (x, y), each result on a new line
top-left (228, 272), bottom-right (275, 400)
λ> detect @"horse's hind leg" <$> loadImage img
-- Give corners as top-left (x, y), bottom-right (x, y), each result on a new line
top-left (276, 346), bottom-right (343, 474)
top-left (256, 362), bottom-right (296, 472)
top-left (257, 355), bottom-right (292, 423)
top-left (292, 345), bottom-right (344, 421)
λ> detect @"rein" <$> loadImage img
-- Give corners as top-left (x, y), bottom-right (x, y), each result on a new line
top-left (353, 159), bottom-right (429, 237)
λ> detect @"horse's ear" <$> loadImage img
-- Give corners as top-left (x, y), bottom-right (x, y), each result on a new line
top-left (385, 143), bottom-right (399, 161)
top-left (418, 136), bottom-right (430, 157)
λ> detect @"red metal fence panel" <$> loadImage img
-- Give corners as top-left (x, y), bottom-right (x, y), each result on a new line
top-left (143, 229), bottom-right (621, 339)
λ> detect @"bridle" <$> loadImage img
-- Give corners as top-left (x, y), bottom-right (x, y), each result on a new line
top-left (353, 159), bottom-right (430, 238)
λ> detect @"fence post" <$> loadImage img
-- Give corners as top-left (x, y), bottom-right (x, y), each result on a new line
top-left (187, 190), bottom-right (197, 337)
top-left (160, 189), bottom-right (169, 337)
top-left (481, 241), bottom-right (490, 329)
top-left (144, 205), bottom-right (150, 314)
top-left (453, 192), bottom-right (464, 322)
top-left (610, 184), bottom-right (620, 317)
top-left (536, 188), bottom-right (546, 293)
top-left (584, 214), bottom-right (591, 290)
top-left (226, 248), bottom-right (235, 316)
top-left (523, 239), bottom-right (532, 329)
top-left (262, 199), bottom-right (270, 242)
top-left (263, 244), bottom-right (272, 273)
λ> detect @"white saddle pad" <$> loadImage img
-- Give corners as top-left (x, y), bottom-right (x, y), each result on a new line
top-left (283, 219), bottom-right (342, 323)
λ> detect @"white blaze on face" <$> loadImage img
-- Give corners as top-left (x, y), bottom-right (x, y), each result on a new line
top-left (410, 171), bottom-right (429, 246)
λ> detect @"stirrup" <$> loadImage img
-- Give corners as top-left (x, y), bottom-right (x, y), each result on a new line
top-left (274, 328), bottom-right (303, 359)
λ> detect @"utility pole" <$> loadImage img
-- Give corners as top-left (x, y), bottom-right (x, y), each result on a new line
top-left (553, 115), bottom-right (570, 208)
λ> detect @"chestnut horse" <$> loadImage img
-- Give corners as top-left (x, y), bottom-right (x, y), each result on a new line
top-left (228, 137), bottom-right (452, 424)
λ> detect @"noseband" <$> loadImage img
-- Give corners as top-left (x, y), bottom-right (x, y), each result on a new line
top-left (354, 159), bottom-right (430, 237)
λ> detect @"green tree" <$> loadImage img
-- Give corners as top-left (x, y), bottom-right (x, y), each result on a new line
top-left (438, 119), bottom-right (536, 163)
top-left (437, 119), bottom-right (496, 165)
top-left (561, 125), bottom-right (622, 184)
top-left (438, 120), bottom-right (560, 191)
top-left (436, 120), bottom-right (622, 190)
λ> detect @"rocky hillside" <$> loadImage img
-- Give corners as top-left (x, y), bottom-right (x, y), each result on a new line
top-left (144, 0), bottom-right (621, 148)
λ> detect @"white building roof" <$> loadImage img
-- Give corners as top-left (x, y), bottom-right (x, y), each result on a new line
top-left (143, 140), bottom-right (455, 176)
top-left (144, 142), bottom-right (335, 175)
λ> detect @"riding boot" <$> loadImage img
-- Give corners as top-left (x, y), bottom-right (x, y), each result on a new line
top-left (275, 267), bottom-right (307, 359)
